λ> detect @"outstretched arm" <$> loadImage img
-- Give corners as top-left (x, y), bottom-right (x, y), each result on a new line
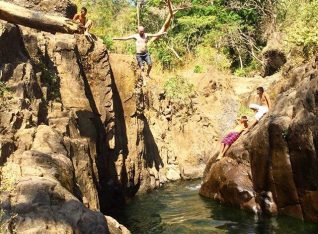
top-left (113, 35), bottom-right (136, 41)
top-left (146, 32), bottom-right (167, 38)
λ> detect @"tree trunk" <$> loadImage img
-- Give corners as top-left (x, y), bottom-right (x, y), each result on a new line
top-left (0, 1), bottom-right (84, 34)
top-left (137, 1), bottom-right (140, 27)
top-left (237, 48), bottom-right (244, 69)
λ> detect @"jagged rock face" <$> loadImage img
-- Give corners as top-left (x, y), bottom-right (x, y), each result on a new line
top-left (1, 13), bottom-right (239, 229)
top-left (108, 54), bottom-right (239, 198)
top-left (0, 1), bottom-right (239, 230)
top-left (146, 71), bottom-right (239, 183)
top-left (0, 20), bottom-right (129, 233)
top-left (200, 60), bottom-right (318, 222)
top-left (2, 0), bottom-right (77, 18)
top-left (262, 33), bottom-right (287, 76)
top-left (1, 127), bottom-right (108, 233)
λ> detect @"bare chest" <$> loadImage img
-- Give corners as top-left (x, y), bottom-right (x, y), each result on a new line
top-left (136, 35), bottom-right (147, 45)
top-left (79, 15), bottom-right (86, 25)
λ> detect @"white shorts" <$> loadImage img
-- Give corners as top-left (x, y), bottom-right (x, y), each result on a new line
top-left (249, 104), bottom-right (268, 121)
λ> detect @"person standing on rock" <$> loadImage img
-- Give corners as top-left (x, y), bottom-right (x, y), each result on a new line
top-left (247, 87), bottom-right (272, 131)
top-left (216, 116), bottom-right (249, 161)
top-left (73, 7), bottom-right (93, 37)
top-left (113, 26), bottom-right (167, 86)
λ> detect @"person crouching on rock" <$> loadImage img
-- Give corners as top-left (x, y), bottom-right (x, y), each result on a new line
top-left (216, 116), bottom-right (249, 161)
top-left (73, 7), bottom-right (93, 37)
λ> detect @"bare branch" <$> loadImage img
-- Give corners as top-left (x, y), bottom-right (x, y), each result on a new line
top-left (149, 0), bottom-right (174, 43)
top-left (169, 45), bottom-right (182, 60)
top-left (149, 0), bottom-right (214, 44)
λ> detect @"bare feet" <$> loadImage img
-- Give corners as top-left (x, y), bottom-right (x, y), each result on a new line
top-left (146, 74), bottom-right (151, 80)
top-left (216, 154), bottom-right (223, 161)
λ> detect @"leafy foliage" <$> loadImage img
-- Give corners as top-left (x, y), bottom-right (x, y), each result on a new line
top-left (152, 41), bottom-right (175, 71)
top-left (196, 45), bottom-right (231, 72)
top-left (74, 0), bottom-right (269, 72)
top-left (282, 129), bottom-right (289, 140)
top-left (194, 65), bottom-right (204, 73)
top-left (163, 76), bottom-right (195, 112)
top-left (238, 104), bottom-right (254, 117)
top-left (0, 82), bottom-right (11, 98)
top-left (74, 0), bottom-right (314, 74)
top-left (40, 67), bottom-right (61, 101)
top-left (0, 163), bottom-right (18, 192)
top-left (282, 0), bottom-right (318, 59)
top-left (164, 76), bottom-right (195, 99)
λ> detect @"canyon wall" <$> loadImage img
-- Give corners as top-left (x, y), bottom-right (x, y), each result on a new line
top-left (0, 1), bottom-right (240, 232)
top-left (107, 54), bottom-right (240, 202)
top-left (0, 1), bottom-right (129, 231)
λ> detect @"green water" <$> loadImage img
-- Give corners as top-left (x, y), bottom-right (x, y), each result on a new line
top-left (109, 180), bottom-right (318, 234)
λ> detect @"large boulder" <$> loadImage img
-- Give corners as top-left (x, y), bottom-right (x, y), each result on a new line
top-left (262, 33), bottom-right (287, 76)
top-left (200, 59), bottom-right (318, 222)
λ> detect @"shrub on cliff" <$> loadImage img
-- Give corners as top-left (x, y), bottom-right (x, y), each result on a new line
top-left (281, 0), bottom-right (318, 62)
top-left (0, 163), bottom-right (18, 192)
top-left (0, 82), bottom-right (11, 99)
top-left (163, 76), bottom-right (195, 114)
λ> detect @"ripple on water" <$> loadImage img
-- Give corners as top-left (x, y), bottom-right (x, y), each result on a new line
top-left (185, 184), bottom-right (201, 191)
top-left (109, 180), bottom-right (318, 234)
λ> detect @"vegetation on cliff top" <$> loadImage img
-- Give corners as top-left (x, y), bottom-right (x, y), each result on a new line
top-left (75, 0), bottom-right (317, 75)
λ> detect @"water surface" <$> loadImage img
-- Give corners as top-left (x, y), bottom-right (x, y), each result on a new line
top-left (109, 180), bottom-right (318, 234)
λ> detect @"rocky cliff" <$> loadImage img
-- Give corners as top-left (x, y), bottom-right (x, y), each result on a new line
top-left (107, 55), bottom-right (240, 200)
top-left (0, 0), bottom-right (242, 232)
top-left (0, 0), bottom-right (131, 231)
top-left (200, 59), bottom-right (318, 222)
top-left (3, 0), bottom-right (304, 231)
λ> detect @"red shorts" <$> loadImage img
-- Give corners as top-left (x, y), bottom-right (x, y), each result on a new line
top-left (221, 132), bottom-right (240, 145)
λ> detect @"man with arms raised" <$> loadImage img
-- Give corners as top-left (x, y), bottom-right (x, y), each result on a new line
top-left (248, 87), bottom-right (272, 131)
top-left (113, 26), bottom-right (166, 86)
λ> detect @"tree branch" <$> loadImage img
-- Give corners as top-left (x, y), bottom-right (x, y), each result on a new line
top-left (149, 0), bottom-right (174, 44)
top-left (169, 45), bottom-right (181, 60)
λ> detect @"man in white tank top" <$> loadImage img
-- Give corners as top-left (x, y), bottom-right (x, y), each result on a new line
top-left (113, 26), bottom-right (167, 86)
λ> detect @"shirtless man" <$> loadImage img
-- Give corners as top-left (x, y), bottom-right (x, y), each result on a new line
top-left (247, 87), bottom-right (272, 130)
top-left (73, 7), bottom-right (93, 36)
top-left (216, 116), bottom-right (249, 160)
top-left (113, 26), bottom-right (167, 86)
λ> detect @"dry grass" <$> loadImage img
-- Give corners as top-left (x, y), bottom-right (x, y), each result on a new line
top-left (0, 162), bottom-right (18, 192)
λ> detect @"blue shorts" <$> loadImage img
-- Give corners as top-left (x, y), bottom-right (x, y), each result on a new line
top-left (136, 52), bottom-right (152, 67)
